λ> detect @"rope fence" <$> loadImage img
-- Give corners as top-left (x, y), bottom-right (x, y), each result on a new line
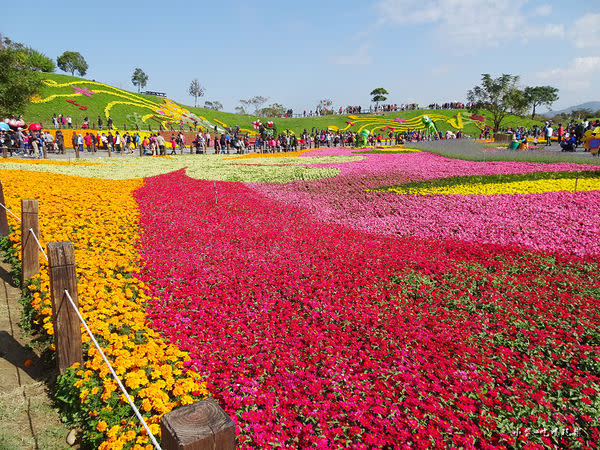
top-left (0, 202), bottom-right (22, 222)
top-left (0, 180), bottom-right (235, 450)
top-left (63, 289), bottom-right (162, 449)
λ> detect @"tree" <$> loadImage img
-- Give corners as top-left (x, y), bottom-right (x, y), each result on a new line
top-left (316, 99), bottom-right (333, 114)
top-left (2, 37), bottom-right (54, 72)
top-left (467, 74), bottom-right (522, 132)
top-left (204, 100), bottom-right (223, 111)
top-left (131, 68), bottom-right (149, 93)
top-left (188, 79), bottom-right (205, 107)
top-left (505, 88), bottom-right (529, 116)
top-left (235, 106), bottom-right (247, 115)
top-left (240, 96), bottom-right (269, 114)
top-left (257, 103), bottom-right (286, 117)
top-left (0, 47), bottom-right (43, 117)
top-left (523, 86), bottom-right (559, 119)
top-left (57, 51), bottom-right (88, 76)
top-left (370, 88), bottom-right (388, 108)
top-left (569, 109), bottom-right (592, 121)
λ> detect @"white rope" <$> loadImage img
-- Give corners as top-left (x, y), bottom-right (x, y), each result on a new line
top-left (0, 203), bottom-right (21, 222)
top-left (28, 229), bottom-right (48, 261)
top-left (63, 289), bottom-right (162, 450)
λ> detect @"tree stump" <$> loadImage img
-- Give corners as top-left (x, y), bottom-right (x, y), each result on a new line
top-left (160, 398), bottom-right (235, 450)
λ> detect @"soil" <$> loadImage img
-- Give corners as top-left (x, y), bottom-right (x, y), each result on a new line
top-left (0, 260), bottom-right (76, 449)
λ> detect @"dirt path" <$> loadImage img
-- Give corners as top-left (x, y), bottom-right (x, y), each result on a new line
top-left (0, 260), bottom-right (74, 449)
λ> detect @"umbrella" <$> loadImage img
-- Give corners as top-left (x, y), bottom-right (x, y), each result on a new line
top-left (8, 118), bottom-right (25, 129)
top-left (29, 123), bottom-right (42, 131)
top-left (0, 123), bottom-right (9, 131)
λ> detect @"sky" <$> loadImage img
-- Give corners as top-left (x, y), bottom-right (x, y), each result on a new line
top-left (5, 0), bottom-right (600, 114)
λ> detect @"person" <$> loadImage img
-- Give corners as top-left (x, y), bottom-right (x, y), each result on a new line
top-left (67, 115), bottom-right (72, 129)
top-left (178, 132), bottom-right (186, 153)
top-left (107, 116), bottom-right (113, 130)
top-left (97, 116), bottom-right (103, 130)
top-left (545, 123), bottom-right (553, 146)
top-left (560, 134), bottom-right (577, 152)
top-left (106, 132), bottom-right (113, 152)
top-left (84, 132), bottom-right (92, 152)
top-left (170, 135), bottom-right (178, 155)
top-left (114, 131), bottom-right (122, 152)
top-left (71, 132), bottom-right (78, 151)
top-left (142, 136), bottom-right (150, 155)
top-left (220, 134), bottom-right (227, 154)
top-left (52, 114), bottom-right (59, 128)
top-left (214, 134), bottom-right (221, 153)
top-left (56, 130), bottom-right (65, 154)
top-left (44, 131), bottom-right (55, 153)
top-left (77, 133), bottom-right (84, 153)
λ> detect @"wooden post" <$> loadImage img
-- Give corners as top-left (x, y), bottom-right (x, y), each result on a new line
top-left (161, 398), bottom-right (235, 450)
top-left (21, 199), bottom-right (39, 287)
top-left (47, 241), bottom-right (83, 374)
top-left (0, 181), bottom-right (9, 236)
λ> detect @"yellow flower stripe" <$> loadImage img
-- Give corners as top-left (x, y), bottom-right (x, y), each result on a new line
top-left (0, 158), bottom-right (101, 166)
top-left (1, 170), bottom-right (207, 449)
top-left (384, 178), bottom-right (600, 195)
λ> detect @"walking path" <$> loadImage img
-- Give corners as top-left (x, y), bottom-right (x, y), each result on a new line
top-left (0, 260), bottom-right (74, 449)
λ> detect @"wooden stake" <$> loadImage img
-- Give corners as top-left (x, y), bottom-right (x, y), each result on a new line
top-left (161, 398), bottom-right (235, 450)
top-left (0, 181), bottom-right (9, 236)
top-left (47, 241), bottom-right (83, 374)
top-left (21, 199), bottom-right (39, 287)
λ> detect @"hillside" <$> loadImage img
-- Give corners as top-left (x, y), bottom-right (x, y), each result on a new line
top-left (544, 101), bottom-right (600, 117)
top-left (23, 73), bottom-right (542, 137)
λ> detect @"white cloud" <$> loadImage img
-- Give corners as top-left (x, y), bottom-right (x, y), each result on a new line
top-left (330, 44), bottom-right (373, 66)
top-left (536, 56), bottom-right (600, 91)
top-left (570, 14), bottom-right (600, 48)
top-left (376, 0), bottom-right (570, 52)
top-left (534, 4), bottom-right (552, 16)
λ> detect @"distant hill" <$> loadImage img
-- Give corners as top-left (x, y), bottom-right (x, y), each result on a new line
top-left (543, 101), bottom-right (600, 117)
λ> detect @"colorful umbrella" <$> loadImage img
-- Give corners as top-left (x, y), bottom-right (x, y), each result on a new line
top-left (29, 123), bottom-right (42, 131)
top-left (0, 123), bottom-right (9, 131)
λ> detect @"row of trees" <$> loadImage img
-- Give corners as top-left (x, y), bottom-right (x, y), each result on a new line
top-left (468, 74), bottom-right (559, 131)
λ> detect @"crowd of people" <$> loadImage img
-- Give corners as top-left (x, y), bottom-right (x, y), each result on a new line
top-left (486, 119), bottom-right (600, 154)
top-left (298, 102), bottom-right (468, 117)
top-left (0, 128), bottom-right (64, 157)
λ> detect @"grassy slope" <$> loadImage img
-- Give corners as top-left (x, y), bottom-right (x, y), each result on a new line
top-left (23, 73), bottom-right (543, 137)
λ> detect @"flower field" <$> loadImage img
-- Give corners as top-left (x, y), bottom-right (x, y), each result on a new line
top-left (1, 147), bottom-right (599, 448)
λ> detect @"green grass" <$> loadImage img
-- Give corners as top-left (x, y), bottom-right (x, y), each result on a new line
top-left (23, 73), bottom-right (544, 137)
top-left (411, 140), bottom-right (600, 165)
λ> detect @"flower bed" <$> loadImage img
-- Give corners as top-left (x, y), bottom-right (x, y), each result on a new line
top-left (1, 170), bottom-right (207, 449)
top-left (253, 150), bottom-right (600, 256)
top-left (135, 170), bottom-right (600, 448)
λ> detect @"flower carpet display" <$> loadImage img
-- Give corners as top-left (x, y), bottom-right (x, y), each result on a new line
top-left (0, 170), bottom-right (207, 450)
top-left (1, 146), bottom-right (599, 448)
top-left (252, 148), bottom-right (600, 256)
top-left (136, 170), bottom-right (600, 448)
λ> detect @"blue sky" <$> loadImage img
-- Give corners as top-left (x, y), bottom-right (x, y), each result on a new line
top-left (5, 0), bottom-right (600, 114)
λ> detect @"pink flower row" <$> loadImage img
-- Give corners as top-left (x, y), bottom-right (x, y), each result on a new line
top-left (249, 150), bottom-right (600, 256)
